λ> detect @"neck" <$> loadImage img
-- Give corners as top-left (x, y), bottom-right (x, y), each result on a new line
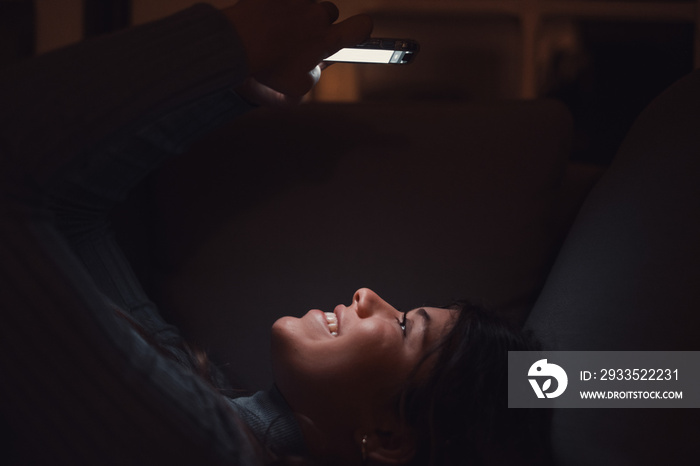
top-left (228, 386), bottom-right (306, 457)
top-left (293, 415), bottom-right (361, 466)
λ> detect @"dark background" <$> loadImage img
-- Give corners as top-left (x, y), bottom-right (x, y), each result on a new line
top-left (2, 0), bottom-right (695, 166)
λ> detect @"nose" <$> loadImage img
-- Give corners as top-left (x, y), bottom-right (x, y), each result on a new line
top-left (353, 288), bottom-right (397, 319)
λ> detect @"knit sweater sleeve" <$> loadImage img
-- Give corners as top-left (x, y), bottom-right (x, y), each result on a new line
top-left (0, 4), bottom-right (264, 465)
top-left (0, 3), bottom-right (250, 187)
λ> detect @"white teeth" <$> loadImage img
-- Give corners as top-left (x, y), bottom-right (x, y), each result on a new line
top-left (324, 312), bottom-right (338, 336)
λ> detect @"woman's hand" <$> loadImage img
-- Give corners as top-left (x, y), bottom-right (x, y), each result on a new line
top-left (223, 0), bottom-right (372, 103)
top-left (234, 67), bottom-right (321, 107)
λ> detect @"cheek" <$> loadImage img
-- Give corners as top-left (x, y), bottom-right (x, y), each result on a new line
top-left (270, 319), bottom-right (412, 425)
top-left (272, 318), bottom-right (406, 390)
top-left (328, 323), bottom-right (408, 388)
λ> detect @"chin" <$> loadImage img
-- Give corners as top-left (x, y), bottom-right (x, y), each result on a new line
top-left (271, 315), bottom-right (308, 344)
top-left (271, 316), bottom-right (324, 400)
top-left (271, 315), bottom-right (294, 335)
top-left (270, 316), bottom-right (302, 380)
top-left (270, 316), bottom-right (295, 358)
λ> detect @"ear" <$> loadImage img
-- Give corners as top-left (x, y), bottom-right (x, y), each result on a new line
top-left (355, 427), bottom-right (417, 465)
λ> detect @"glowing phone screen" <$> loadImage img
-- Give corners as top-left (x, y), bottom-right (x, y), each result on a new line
top-left (324, 48), bottom-right (396, 64)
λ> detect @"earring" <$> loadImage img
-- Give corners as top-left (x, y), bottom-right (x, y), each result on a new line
top-left (361, 434), bottom-right (368, 464)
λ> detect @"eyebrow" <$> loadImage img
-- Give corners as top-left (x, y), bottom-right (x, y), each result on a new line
top-left (416, 308), bottom-right (431, 347)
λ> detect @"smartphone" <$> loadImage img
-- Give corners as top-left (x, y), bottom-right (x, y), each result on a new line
top-left (324, 38), bottom-right (419, 65)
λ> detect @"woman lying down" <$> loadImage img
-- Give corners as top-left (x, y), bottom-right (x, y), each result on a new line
top-left (0, 1), bottom-right (547, 465)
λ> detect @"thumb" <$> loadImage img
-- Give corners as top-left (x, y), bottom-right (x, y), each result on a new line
top-left (324, 14), bottom-right (374, 57)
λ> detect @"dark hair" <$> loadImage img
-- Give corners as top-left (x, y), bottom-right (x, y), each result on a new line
top-left (399, 302), bottom-right (551, 466)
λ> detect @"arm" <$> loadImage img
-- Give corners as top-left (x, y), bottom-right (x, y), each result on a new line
top-left (0, 6), bottom-right (261, 464)
top-left (0, 2), bottom-right (371, 464)
top-left (0, 4), bottom-right (250, 188)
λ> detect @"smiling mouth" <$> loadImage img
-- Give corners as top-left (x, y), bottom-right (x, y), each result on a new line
top-left (324, 312), bottom-right (338, 336)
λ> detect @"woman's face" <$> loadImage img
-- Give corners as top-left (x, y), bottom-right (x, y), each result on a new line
top-left (271, 288), bottom-right (457, 441)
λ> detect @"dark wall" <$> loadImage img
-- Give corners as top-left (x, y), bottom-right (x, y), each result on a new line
top-left (0, 0), bottom-right (131, 70)
top-left (0, 1), bottom-right (34, 70)
top-left (84, 0), bottom-right (131, 38)
top-left (544, 20), bottom-right (695, 164)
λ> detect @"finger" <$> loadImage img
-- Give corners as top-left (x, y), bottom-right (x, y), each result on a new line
top-left (280, 13), bottom-right (370, 77)
top-left (291, 65), bottom-right (321, 97)
top-left (267, 63), bottom-right (321, 98)
top-left (309, 64), bottom-right (322, 86)
top-left (319, 1), bottom-right (340, 23)
top-left (324, 14), bottom-right (373, 55)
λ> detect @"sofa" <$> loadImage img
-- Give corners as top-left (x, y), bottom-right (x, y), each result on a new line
top-left (116, 98), bottom-right (699, 465)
